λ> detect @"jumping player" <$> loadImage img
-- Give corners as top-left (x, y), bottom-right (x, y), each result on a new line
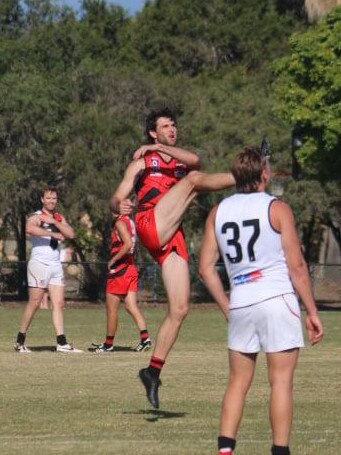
top-left (93, 213), bottom-right (151, 352)
top-left (199, 145), bottom-right (323, 455)
top-left (15, 186), bottom-right (82, 353)
top-left (110, 107), bottom-right (235, 408)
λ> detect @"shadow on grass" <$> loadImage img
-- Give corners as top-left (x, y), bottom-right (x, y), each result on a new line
top-left (123, 409), bottom-right (187, 422)
top-left (29, 345), bottom-right (56, 352)
top-left (87, 344), bottom-right (135, 352)
top-left (317, 303), bottom-right (341, 311)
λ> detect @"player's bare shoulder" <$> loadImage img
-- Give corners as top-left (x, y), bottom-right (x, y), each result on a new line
top-left (269, 198), bottom-right (294, 232)
top-left (126, 156), bottom-right (146, 183)
top-left (26, 211), bottom-right (41, 226)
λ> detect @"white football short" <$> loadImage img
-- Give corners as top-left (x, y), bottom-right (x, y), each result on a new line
top-left (228, 293), bottom-right (304, 353)
top-left (27, 259), bottom-right (64, 288)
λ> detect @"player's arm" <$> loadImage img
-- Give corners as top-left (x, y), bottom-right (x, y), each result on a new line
top-left (36, 213), bottom-right (75, 240)
top-left (26, 214), bottom-right (63, 240)
top-left (110, 159), bottom-right (145, 215)
top-left (270, 200), bottom-right (323, 345)
top-left (51, 216), bottom-right (75, 240)
top-left (108, 220), bottom-right (133, 269)
top-left (133, 144), bottom-right (200, 170)
top-left (199, 206), bottom-right (229, 318)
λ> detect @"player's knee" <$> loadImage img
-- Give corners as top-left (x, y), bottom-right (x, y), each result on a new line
top-left (170, 303), bottom-right (189, 323)
top-left (31, 298), bottom-right (42, 308)
top-left (185, 170), bottom-right (203, 187)
top-left (53, 300), bottom-right (65, 310)
top-left (124, 302), bottom-right (134, 314)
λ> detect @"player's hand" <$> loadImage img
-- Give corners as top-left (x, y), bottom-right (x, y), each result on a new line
top-left (39, 214), bottom-right (55, 225)
top-left (119, 199), bottom-right (134, 215)
top-left (305, 314), bottom-right (324, 346)
top-left (52, 232), bottom-right (65, 241)
top-left (107, 260), bottom-right (115, 270)
top-left (133, 144), bottom-right (157, 160)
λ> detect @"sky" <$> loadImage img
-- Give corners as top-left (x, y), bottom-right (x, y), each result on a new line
top-left (60, 0), bottom-right (148, 16)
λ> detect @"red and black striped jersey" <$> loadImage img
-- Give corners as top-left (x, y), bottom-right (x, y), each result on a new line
top-left (135, 151), bottom-right (188, 210)
top-left (108, 215), bottom-right (136, 276)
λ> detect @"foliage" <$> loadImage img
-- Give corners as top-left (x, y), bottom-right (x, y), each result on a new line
top-left (118, 0), bottom-right (305, 76)
top-left (274, 6), bottom-right (341, 180)
top-left (280, 180), bottom-right (327, 261)
top-left (4, 0), bottom-right (331, 262)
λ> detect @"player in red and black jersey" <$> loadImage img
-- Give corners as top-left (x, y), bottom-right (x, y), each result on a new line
top-left (93, 214), bottom-right (151, 353)
top-left (110, 107), bottom-right (235, 408)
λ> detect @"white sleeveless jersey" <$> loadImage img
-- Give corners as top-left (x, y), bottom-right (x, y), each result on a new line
top-left (30, 210), bottom-right (61, 264)
top-left (215, 192), bottom-right (294, 308)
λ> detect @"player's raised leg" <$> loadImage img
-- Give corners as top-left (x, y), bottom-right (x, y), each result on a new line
top-left (155, 170), bottom-right (234, 247)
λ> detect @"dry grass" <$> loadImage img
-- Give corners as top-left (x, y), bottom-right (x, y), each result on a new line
top-left (0, 305), bottom-right (340, 454)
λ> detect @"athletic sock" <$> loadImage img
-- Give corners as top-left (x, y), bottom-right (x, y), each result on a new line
top-left (140, 329), bottom-right (149, 341)
top-left (147, 356), bottom-right (165, 378)
top-left (105, 335), bottom-right (114, 347)
top-left (17, 332), bottom-right (26, 345)
top-left (57, 334), bottom-right (67, 346)
top-left (271, 445), bottom-right (290, 455)
top-left (218, 436), bottom-right (236, 454)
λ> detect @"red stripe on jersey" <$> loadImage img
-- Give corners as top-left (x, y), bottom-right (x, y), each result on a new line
top-left (136, 151), bottom-right (187, 210)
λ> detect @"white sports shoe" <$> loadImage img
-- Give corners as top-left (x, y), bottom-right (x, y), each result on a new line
top-left (14, 343), bottom-right (31, 353)
top-left (56, 343), bottom-right (83, 353)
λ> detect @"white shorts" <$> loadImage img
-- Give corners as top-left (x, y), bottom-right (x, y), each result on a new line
top-left (228, 293), bottom-right (304, 353)
top-left (27, 259), bottom-right (64, 288)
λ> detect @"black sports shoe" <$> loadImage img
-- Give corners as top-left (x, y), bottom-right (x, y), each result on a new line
top-left (139, 367), bottom-right (161, 409)
top-left (134, 338), bottom-right (152, 352)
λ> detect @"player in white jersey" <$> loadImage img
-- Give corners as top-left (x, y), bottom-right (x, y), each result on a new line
top-left (199, 146), bottom-right (323, 455)
top-left (14, 187), bottom-right (82, 353)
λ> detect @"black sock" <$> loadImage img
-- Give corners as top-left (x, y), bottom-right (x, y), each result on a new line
top-left (218, 436), bottom-right (236, 451)
top-left (147, 356), bottom-right (165, 379)
top-left (17, 332), bottom-right (26, 345)
top-left (57, 334), bottom-right (67, 346)
top-left (271, 445), bottom-right (290, 455)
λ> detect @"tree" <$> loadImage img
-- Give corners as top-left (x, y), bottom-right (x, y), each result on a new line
top-left (0, 0), bottom-right (24, 36)
top-left (273, 7), bottom-right (341, 258)
top-left (305, 0), bottom-right (341, 21)
top-left (118, 0), bottom-right (305, 76)
top-left (274, 7), bottom-right (341, 180)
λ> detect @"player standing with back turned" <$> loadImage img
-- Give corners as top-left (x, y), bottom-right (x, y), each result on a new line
top-left (93, 213), bottom-right (151, 352)
top-left (199, 145), bottom-right (323, 455)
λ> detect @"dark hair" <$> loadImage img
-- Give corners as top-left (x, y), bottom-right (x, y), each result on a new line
top-left (40, 186), bottom-right (58, 198)
top-left (231, 145), bottom-right (267, 193)
top-left (145, 107), bottom-right (177, 144)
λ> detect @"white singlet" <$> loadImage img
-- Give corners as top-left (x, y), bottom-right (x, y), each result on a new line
top-left (29, 210), bottom-right (61, 264)
top-left (215, 192), bottom-right (294, 308)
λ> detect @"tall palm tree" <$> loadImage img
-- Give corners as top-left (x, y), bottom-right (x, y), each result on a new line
top-left (305, 0), bottom-right (341, 21)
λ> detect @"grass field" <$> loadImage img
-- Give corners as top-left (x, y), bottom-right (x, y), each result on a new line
top-left (0, 304), bottom-right (340, 455)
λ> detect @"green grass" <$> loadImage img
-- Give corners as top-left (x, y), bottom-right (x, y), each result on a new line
top-left (0, 304), bottom-right (340, 454)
